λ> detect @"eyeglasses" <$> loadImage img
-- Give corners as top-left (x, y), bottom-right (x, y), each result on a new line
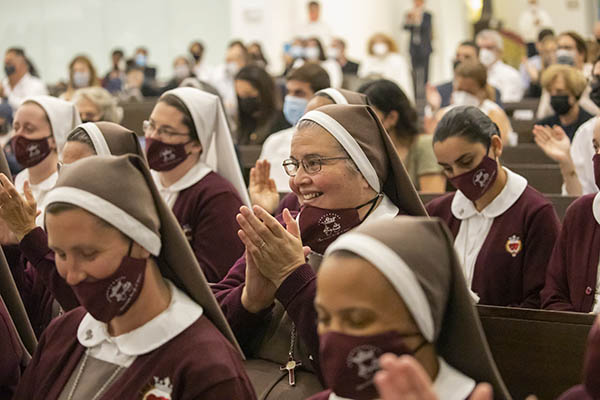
top-left (282, 155), bottom-right (349, 177)
top-left (142, 120), bottom-right (190, 139)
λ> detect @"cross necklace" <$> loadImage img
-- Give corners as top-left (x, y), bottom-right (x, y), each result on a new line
top-left (280, 323), bottom-right (302, 386)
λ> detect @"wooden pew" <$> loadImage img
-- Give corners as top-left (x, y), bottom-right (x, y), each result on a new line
top-left (501, 144), bottom-right (555, 165)
top-left (238, 145), bottom-right (263, 169)
top-left (119, 99), bottom-right (158, 134)
top-left (503, 99), bottom-right (540, 117)
top-left (420, 193), bottom-right (576, 220)
top-left (513, 120), bottom-right (535, 143)
top-left (477, 306), bottom-right (594, 400)
top-left (510, 164), bottom-right (563, 194)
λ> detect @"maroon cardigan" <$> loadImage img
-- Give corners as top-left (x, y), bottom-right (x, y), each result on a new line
top-left (0, 298), bottom-right (23, 398)
top-left (427, 186), bottom-right (560, 308)
top-left (541, 194), bottom-right (600, 312)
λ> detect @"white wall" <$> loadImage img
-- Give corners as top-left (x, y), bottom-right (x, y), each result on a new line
top-left (0, 0), bottom-right (232, 84)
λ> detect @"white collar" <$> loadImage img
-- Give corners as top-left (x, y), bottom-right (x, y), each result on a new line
top-left (451, 167), bottom-right (527, 220)
top-left (593, 192), bottom-right (600, 225)
top-left (151, 160), bottom-right (212, 194)
top-left (15, 169), bottom-right (58, 192)
top-left (77, 280), bottom-right (203, 356)
top-left (365, 194), bottom-right (399, 222)
top-left (433, 357), bottom-right (476, 400)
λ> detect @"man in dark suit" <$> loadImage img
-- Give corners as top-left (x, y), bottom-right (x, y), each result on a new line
top-left (403, 0), bottom-right (432, 98)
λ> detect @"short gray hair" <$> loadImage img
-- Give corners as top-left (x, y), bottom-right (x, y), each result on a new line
top-left (476, 29), bottom-right (503, 51)
top-left (72, 87), bottom-right (123, 123)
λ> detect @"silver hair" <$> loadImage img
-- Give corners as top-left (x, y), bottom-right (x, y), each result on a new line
top-left (476, 29), bottom-right (504, 51)
top-left (72, 87), bottom-right (123, 123)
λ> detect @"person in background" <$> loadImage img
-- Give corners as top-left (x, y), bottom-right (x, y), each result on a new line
top-left (535, 64), bottom-right (593, 141)
top-left (60, 55), bottom-right (100, 101)
top-left (296, 1), bottom-right (332, 45)
top-left (518, 0), bottom-right (553, 58)
top-left (403, 0), bottom-right (433, 97)
top-left (118, 63), bottom-right (145, 102)
top-left (520, 29), bottom-right (556, 97)
top-left (161, 56), bottom-right (194, 94)
top-left (476, 29), bottom-right (524, 103)
top-left (328, 37), bottom-right (359, 76)
top-left (359, 79), bottom-right (445, 193)
top-left (0, 101), bottom-right (18, 175)
top-left (189, 40), bottom-right (211, 81)
top-left (303, 37), bottom-right (343, 88)
top-left (102, 48), bottom-right (126, 94)
top-left (133, 46), bottom-right (157, 81)
top-left (234, 65), bottom-right (289, 145)
top-left (1, 48), bottom-right (47, 112)
top-left (72, 87), bottom-right (123, 124)
top-left (282, 37), bottom-right (307, 77)
top-left (248, 42), bottom-right (268, 69)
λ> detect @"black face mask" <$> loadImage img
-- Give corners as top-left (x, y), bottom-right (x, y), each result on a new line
top-left (192, 53), bottom-right (201, 62)
top-left (4, 64), bottom-right (15, 76)
top-left (590, 75), bottom-right (600, 108)
top-left (238, 96), bottom-right (261, 116)
top-left (550, 95), bottom-right (572, 115)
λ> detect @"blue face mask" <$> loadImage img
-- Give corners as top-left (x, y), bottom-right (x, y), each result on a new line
top-left (135, 53), bottom-right (147, 67)
top-left (283, 95), bottom-right (309, 126)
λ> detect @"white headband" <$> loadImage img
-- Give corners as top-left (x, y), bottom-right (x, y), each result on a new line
top-left (300, 110), bottom-right (380, 193)
top-left (325, 232), bottom-right (435, 342)
top-left (316, 88), bottom-right (349, 105)
top-left (43, 187), bottom-right (161, 256)
top-left (79, 123), bottom-right (111, 156)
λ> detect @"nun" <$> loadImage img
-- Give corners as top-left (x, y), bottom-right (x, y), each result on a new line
top-left (0, 122), bottom-right (145, 335)
top-left (427, 106), bottom-right (560, 308)
top-left (308, 217), bottom-right (511, 400)
top-left (250, 87), bottom-right (370, 215)
top-left (542, 118), bottom-right (600, 312)
top-left (10, 96), bottom-right (81, 226)
top-left (213, 104), bottom-right (426, 399)
top-left (13, 154), bottom-right (256, 399)
top-left (144, 87), bottom-right (250, 282)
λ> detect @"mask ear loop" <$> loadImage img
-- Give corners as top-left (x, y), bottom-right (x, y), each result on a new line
top-left (126, 239), bottom-right (134, 257)
top-left (356, 192), bottom-right (384, 221)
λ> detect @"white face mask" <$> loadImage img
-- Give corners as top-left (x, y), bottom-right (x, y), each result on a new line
top-left (305, 46), bottom-right (320, 60)
top-left (328, 46), bottom-right (341, 59)
top-left (373, 42), bottom-right (389, 57)
top-left (451, 90), bottom-right (481, 107)
top-left (174, 65), bottom-right (190, 80)
top-left (226, 61), bottom-right (240, 76)
top-left (556, 49), bottom-right (576, 66)
top-left (479, 48), bottom-right (497, 67)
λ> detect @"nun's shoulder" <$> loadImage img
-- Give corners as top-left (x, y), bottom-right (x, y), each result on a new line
top-left (185, 171), bottom-right (243, 201)
top-left (517, 185), bottom-right (560, 216)
top-left (425, 192), bottom-right (456, 217)
top-left (562, 193), bottom-right (596, 223)
top-left (37, 307), bottom-right (86, 343)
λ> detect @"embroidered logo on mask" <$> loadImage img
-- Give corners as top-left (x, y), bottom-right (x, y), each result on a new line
top-left (505, 235), bottom-right (522, 258)
top-left (473, 169), bottom-right (490, 188)
top-left (106, 276), bottom-right (135, 303)
top-left (160, 149), bottom-right (176, 163)
top-left (319, 213), bottom-right (342, 240)
top-left (347, 345), bottom-right (382, 390)
top-left (141, 376), bottom-right (173, 400)
top-left (27, 144), bottom-right (40, 158)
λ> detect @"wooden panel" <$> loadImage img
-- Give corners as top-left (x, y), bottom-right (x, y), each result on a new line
top-left (238, 145), bottom-right (263, 169)
top-left (119, 99), bottom-right (158, 135)
top-left (501, 144), bottom-right (555, 165)
top-left (503, 99), bottom-right (540, 116)
top-left (510, 164), bottom-right (562, 194)
top-left (511, 119), bottom-right (535, 143)
top-left (477, 306), bottom-right (594, 400)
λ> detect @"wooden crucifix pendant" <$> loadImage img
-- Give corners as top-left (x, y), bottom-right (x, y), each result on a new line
top-left (280, 356), bottom-right (302, 386)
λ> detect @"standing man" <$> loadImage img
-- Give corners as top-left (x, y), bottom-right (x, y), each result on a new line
top-left (297, 1), bottom-right (332, 45)
top-left (518, 0), bottom-right (553, 58)
top-left (329, 38), bottom-right (359, 76)
top-left (403, 0), bottom-right (433, 99)
top-left (1, 48), bottom-right (47, 112)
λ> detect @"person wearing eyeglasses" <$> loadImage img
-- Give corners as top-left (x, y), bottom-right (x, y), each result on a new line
top-left (143, 88), bottom-right (250, 283)
top-left (212, 104), bottom-right (426, 398)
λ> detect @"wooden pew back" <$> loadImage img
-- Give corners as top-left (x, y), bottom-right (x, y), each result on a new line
top-left (119, 99), bottom-right (158, 134)
top-left (501, 144), bottom-right (555, 165)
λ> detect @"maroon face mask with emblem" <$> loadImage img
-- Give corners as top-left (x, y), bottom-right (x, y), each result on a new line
top-left (593, 154), bottom-right (600, 190)
top-left (298, 195), bottom-right (380, 255)
top-left (71, 242), bottom-right (146, 322)
top-left (449, 155), bottom-right (498, 202)
top-left (145, 137), bottom-right (191, 171)
top-left (319, 330), bottom-right (426, 400)
top-left (12, 135), bottom-right (53, 168)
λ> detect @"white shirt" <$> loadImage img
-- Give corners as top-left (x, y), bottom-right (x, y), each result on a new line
top-left (320, 59), bottom-right (343, 88)
top-left (15, 169), bottom-right (58, 227)
top-left (209, 64), bottom-right (238, 133)
top-left (518, 6), bottom-right (553, 42)
top-left (452, 168), bottom-right (528, 294)
top-left (358, 54), bottom-right (415, 104)
top-left (258, 126), bottom-right (295, 193)
top-left (2, 73), bottom-right (48, 112)
top-left (328, 357), bottom-right (475, 400)
top-left (151, 161), bottom-right (212, 208)
top-left (77, 281), bottom-right (203, 367)
top-left (487, 61), bottom-right (524, 103)
top-left (296, 20), bottom-right (333, 44)
top-left (568, 117), bottom-right (598, 196)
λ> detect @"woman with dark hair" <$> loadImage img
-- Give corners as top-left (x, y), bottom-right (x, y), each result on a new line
top-left (359, 79), bottom-right (445, 192)
top-left (234, 65), bottom-right (290, 145)
top-left (427, 105), bottom-right (560, 308)
top-left (248, 42), bottom-right (269, 68)
top-left (304, 37), bottom-right (343, 88)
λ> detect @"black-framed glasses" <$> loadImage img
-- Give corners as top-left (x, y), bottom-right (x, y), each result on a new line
top-left (282, 155), bottom-right (349, 177)
top-left (142, 120), bottom-right (190, 139)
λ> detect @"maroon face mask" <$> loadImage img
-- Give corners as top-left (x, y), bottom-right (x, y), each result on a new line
top-left (583, 321), bottom-right (600, 397)
top-left (319, 330), bottom-right (426, 400)
top-left (593, 154), bottom-right (600, 190)
top-left (12, 135), bottom-right (53, 168)
top-left (449, 155), bottom-right (498, 202)
top-left (145, 137), bottom-right (191, 171)
top-left (298, 195), bottom-right (380, 255)
top-left (71, 244), bottom-right (147, 323)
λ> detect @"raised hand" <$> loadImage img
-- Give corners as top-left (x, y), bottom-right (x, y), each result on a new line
top-left (0, 174), bottom-right (38, 241)
top-left (248, 160), bottom-right (280, 215)
top-left (532, 124), bottom-right (571, 164)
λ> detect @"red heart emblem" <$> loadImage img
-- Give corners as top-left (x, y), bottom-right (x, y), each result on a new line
top-left (509, 243), bottom-right (519, 251)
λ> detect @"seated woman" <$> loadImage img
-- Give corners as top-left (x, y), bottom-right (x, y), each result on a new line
top-left (13, 154), bottom-right (255, 399)
top-left (235, 65), bottom-right (290, 145)
top-left (541, 119), bottom-right (600, 312)
top-left (0, 122), bottom-right (144, 336)
top-left (145, 87), bottom-right (250, 282)
top-left (309, 217), bottom-right (510, 400)
top-left (303, 38), bottom-right (343, 89)
top-left (427, 106), bottom-right (560, 308)
top-left (536, 64), bottom-right (593, 141)
top-left (213, 103), bottom-right (426, 399)
top-left (359, 79), bottom-right (445, 193)
top-left (60, 55), bottom-right (101, 102)
top-left (72, 86), bottom-right (123, 124)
